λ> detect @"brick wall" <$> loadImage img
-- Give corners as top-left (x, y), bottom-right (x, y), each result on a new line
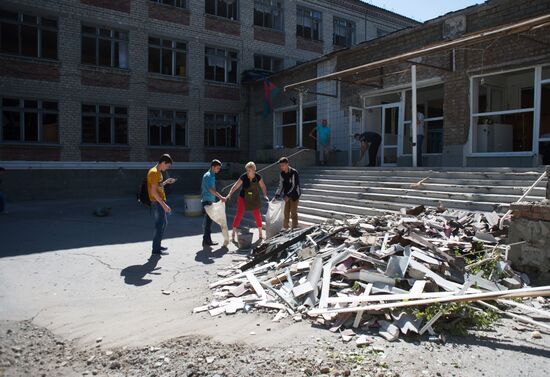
top-left (0, 145), bottom-right (61, 161)
top-left (0, 0), bottom-right (414, 163)
top-left (148, 1), bottom-right (190, 25)
top-left (80, 146), bottom-right (131, 161)
top-left (80, 0), bottom-right (131, 13)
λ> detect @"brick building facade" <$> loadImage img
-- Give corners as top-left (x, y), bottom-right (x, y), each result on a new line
top-left (247, 0), bottom-right (550, 167)
top-left (0, 0), bottom-right (416, 163)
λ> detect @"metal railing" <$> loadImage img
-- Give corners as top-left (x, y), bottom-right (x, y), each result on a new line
top-left (221, 148), bottom-right (311, 193)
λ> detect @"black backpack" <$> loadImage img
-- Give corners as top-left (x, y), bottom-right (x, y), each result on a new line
top-left (137, 177), bottom-right (151, 206)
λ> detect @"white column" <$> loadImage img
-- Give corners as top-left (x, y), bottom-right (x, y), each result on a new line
top-left (298, 91), bottom-right (304, 148)
top-left (411, 65), bottom-right (418, 168)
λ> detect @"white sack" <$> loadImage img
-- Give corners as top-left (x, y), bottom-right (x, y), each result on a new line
top-left (204, 201), bottom-right (229, 245)
top-left (266, 200), bottom-right (284, 239)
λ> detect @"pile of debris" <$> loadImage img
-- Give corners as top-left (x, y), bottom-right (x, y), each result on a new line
top-left (196, 206), bottom-right (550, 344)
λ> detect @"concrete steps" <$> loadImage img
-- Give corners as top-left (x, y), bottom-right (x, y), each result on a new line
top-left (219, 166), bottom-right (546, 229)
top-left (296, 166), bottom-right (547, 224)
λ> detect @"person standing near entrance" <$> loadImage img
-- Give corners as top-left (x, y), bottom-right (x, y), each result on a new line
top-left (416, 112), bottom-right (425, 167)
top-left (309, 119), bottom-right (331, 165)
top-left (227, 161), bottom-right (269, 242)
top-left (354, 132), bottom-right (381, 167)
top-left (201, 159), bottom-right (226, 247)
top-left (275, 157), bottom-right (301, 229)
top-left (148, 154), bottom-right (176, 256)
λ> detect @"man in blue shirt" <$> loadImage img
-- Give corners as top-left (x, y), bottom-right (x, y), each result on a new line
top-left (309, 119), bottom-right (331, 165)
top-left (201, 159), bottom-right (226, 246)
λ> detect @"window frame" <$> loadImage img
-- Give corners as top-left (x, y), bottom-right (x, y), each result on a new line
top-left (0, 9), bottom-right (58, 60)
top-left (253, 0), bottom-right (283, 31)
top-left (1, 97), bottom-right (59, 143)
top-left (296, 6), bottom-right (322, 41)
top-left (253, 54), bottom-right (283, 72)
top-left (81, 103), bottom-right (128, 145)
top-left (148, 36), bottom-right (187, 77)
top-left (81, 24), bottom-right (129, 69)
top-left (149, 0), bottom-right (188, 9)
top-left (204, 113), bottom-right (239, 148)
top-left (468, 67), bottom-right (536, 156)
top-left (333, 17), bottom-right (355, 47)
top-left (205, 0), bottom-right (239, 21)
top-left (147, 108), bottom-right (188, 147)
top-left (204, 46), bottom-right (239, 84)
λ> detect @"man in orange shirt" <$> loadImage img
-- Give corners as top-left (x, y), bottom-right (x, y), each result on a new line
top-left (148, 154), bottom-right (176, 256)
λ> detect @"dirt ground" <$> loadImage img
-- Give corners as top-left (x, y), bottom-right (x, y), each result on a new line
top-left (1, 198), bottom-right (549, 377)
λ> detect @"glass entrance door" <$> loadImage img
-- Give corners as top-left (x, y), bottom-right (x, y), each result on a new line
top-left (381, 104), bottom-right (400, 166)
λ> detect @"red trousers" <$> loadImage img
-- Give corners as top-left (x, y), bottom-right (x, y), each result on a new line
top-left (233, 196), bottom-right (262, 228)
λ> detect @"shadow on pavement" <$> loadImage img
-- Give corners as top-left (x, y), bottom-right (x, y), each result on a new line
top-left (0, 198), bottom-right (206, 257)
top-left (194, 245), bottom-right (231, 264)
top-left (447, 334), bottom-right (550, 358)
top-left (120, 254), bottom-right (162, 286)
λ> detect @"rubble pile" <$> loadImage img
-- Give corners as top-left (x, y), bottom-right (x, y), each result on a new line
top-left (196, 206), bottom-right (550, 343)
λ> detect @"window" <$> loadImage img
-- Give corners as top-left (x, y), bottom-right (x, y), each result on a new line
top-left (254, 54), bottom-right (283, 72)
top-left (274, 106), bottom-right (316, 148)
top-left (254, 0), bottom-right (283, 30)
top-left (206, 0), bottom-right (238, 20)
top-left (148, 37), bottom-right (186, 76)
top-left (82, 104), bottom-right (128, 144)
top-left (205, 47), bottom-right (238, 83)
top-left (333, 17), bottom-right (354, 47)
top-left (0, 9), bottom-right (57, 59)
top-left (296, 6), bottom-right (321, 41)
top-left (150, 0), bottom-right (187, 8)
top-left (1, 98), bottom-right (58, 143)
top-left (404, 85), bottom-right (444, 154)
top-left (471, 69), bottom-right (535, 153)
top-left (204, 113), bottom-right (238, 148)
top-left (148, 109), bottom-right (186, 146)
top-left (81, 25), bottom-right (128, 68)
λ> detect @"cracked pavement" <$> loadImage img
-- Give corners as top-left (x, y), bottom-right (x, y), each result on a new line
top-left (0, 198), bottom-right (321, 349)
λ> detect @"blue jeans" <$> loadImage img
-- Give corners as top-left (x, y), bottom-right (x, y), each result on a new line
top-left (202, 201), bottom-right (213, 242)
top-left (0, 192), bottom-right (4, 212)
top-left (151, 202), bottom-right (167, 253)
top-left (417, 135), bottom-right (424, 167)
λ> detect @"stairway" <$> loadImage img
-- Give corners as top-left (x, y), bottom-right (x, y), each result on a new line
top-left (296, 166), bottom-right (547, 226)
top-left (223, 167), bottom-right (547, 229)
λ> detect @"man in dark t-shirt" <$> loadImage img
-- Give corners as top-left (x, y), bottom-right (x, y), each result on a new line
top-left (354, 132), bottom-right (381, 167)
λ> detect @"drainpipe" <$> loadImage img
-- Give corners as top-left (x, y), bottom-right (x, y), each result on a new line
top-left (546, 166), bottom-right (550, 200)
top-left (411, 65), bottom-right (418, 168)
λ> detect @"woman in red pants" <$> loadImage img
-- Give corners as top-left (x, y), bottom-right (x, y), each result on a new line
top-left (227, 161), bottom-right (269, 242)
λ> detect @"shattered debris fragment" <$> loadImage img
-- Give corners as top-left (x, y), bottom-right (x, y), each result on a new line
top-left (198, 208), bottom-right (550, 343)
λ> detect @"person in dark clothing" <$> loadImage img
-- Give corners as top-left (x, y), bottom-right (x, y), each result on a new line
top-left (274, 157), bottom-right (301, 229)
top-left (354, 132), bottom-right (381, 167)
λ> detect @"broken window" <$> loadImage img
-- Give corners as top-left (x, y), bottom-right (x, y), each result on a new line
top-left (81, 25), bottom-right (128, 68)
top-left (148, 37), bottom-right (186, 76)
top-left (0, 9), bottom-right (57, 59)
top-left (204, 113), bottom-right (238, 148)
top-left (254, 54), bottom-right (283, 72)
top-left (472, 69), bottom-right (534, 153)
top-left (296, 6), bottom-right (322, 41)
top-left (82, 104), bottom-right (128, 144)
top-left (148, 109), bottom-right (187, 146)
top-left (333, 17), bottom-right (355, 47)
top-left (205, 47), bottom-right (238, 84)
top-left (205, 0), bottom-right (238, 20)
top-left (254, 0), bottom-right (283, 30)
top-left (1, 98), bottom-right (58, 143)
top-left (404, 85), bottom-right (444, 155)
